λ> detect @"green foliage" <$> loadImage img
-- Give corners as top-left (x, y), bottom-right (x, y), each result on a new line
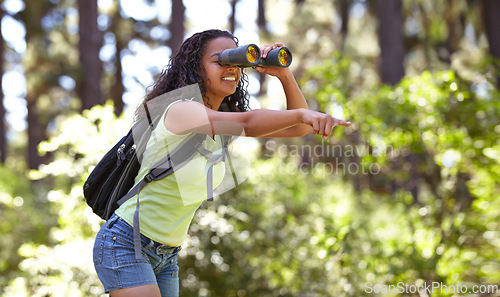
top-left (4, 0), bottom-right (499, 296)
top-left (0, 165), bottom-right (57, 293)
top-left (180, 156), bottom-right (359, 296)
top-left (3, 103), bottom-right (128, 296)
top-left (180, 145), bottom-right (498, 296)
top-left (296, 58), bottom-right (500, 295)
top-left (2, 73), bottom-right (499, 296)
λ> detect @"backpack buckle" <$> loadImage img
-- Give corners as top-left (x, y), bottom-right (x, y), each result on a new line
top-left (144, 172), bottom-right (156, 183)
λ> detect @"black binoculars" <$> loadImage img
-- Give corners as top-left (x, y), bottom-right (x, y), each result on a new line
top-left (218, 44), bottom-right (292, 68)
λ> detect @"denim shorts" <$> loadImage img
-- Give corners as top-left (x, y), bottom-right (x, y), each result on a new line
top-left (93, 213), bottom-right (181, 296)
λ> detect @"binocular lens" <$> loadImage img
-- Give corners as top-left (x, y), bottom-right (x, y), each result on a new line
top-left (258, 46), bottom-right (292, 67)
top-left (218, 44), bottom-right (260, 67)
top-left (278, 48), bottom-right (291, 67)
top-left (218, 44), bottom-right (292, 68)
top-left (247, 45), bottom-right (259, 63)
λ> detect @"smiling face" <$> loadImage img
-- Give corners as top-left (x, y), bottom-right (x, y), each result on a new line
top-left (201, 37), bottom-right (242, 109)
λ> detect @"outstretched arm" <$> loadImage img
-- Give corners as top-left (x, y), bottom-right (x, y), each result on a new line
top-left (164, 101), bottom-right (350, 140)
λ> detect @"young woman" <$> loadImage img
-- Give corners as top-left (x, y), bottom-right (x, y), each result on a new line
top-left (93, 29), bottom-right (350, 297)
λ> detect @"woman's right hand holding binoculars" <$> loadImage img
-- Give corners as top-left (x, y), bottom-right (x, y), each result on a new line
top-left (255, 42), bottom-right (292, 79)
top-left (259, 42), bottom-right (284, 59)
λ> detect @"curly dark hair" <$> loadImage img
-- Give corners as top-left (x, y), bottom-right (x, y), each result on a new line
top-left (136, 29), bottom-right (250, 122)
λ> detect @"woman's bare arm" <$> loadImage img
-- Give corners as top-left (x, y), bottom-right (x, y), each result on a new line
top-left (164, 101), bottom-right (350, 139)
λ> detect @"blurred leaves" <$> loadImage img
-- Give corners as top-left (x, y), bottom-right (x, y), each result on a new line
top-left (2, 66), bottom-right (499, 295)
top-left (2, 0), bottom-right (500, 295)
top-left (2, 103), bottom-right (126, 296)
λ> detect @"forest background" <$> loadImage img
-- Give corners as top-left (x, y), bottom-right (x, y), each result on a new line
top-left (0, 0), bottom-right (499, 296)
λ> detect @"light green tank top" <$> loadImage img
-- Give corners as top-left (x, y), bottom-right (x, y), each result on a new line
top-left (115, 100), bottom-right (225, 247)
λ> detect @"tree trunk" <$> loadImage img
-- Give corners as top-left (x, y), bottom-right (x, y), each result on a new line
top-left (337, 0), bottom-right (350, 52)
top-left (482, 0), bottom-right (500, 89)
top-left (229, 0), bottom-right (238, 34)
top-left (110, 41), bottom-right (125, 116)
top-left (376, 0), bottom-right (405, 85)
top-left (168, 0), bottom-right (186, 54)
top-left (77, 0), bottom-right (102, 111)
top-left (20, 2), bottom-right (51, 170)
top-left (0, 7), bottom-right (5, 163)
top-left (444, 0), bottom-right (463, 63)
top-left (26, 96), bottom-right (47, 169)
top-left (257, 0), bottom-right (267, 33)
top-left (109, 6), bottom-right (125, 116)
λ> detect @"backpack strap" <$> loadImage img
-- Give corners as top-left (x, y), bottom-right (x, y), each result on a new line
top-left (197, 135), bottom-right (239, 201)
top-left (196, 146), bottom-right (224, 201)
top-left (117, 133), bottom-right (206, 259)
top-left (116, 133), bottom-right (206, 205)
top-left (221, 135), bottom-right (239, 187)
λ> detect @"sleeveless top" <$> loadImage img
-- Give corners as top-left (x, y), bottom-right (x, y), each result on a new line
top-left (115, 99), bottom-right (226, 246)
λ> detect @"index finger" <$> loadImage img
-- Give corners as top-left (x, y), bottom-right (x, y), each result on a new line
top-left (335, 119), bottom-right (352, 126)
top-left (260, 45), bottom-right (273, 58)
top-left (273, 42), bottom-right (284, 48)
top-left (261, 43), bottom-right (284, 58)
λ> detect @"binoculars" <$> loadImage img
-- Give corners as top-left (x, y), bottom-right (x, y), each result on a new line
top-left (218, 44), bottom-right (292, 68)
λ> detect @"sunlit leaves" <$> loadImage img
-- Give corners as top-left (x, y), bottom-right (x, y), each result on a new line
top-left (3, 103), bottom-right (126, 295)
top-left (302, 57), bottom-right (500, 295)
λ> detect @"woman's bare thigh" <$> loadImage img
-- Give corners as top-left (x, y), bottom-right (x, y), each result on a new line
top-left (110, 284), bottom-right (161, 297)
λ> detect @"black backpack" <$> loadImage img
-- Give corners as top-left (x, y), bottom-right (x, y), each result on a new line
top-left (83, 111), bottom-right (217, 259)
top-left (82, 108), bottom-right (214, 221)
top-left (83, 127), bottom-right (140, 220)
